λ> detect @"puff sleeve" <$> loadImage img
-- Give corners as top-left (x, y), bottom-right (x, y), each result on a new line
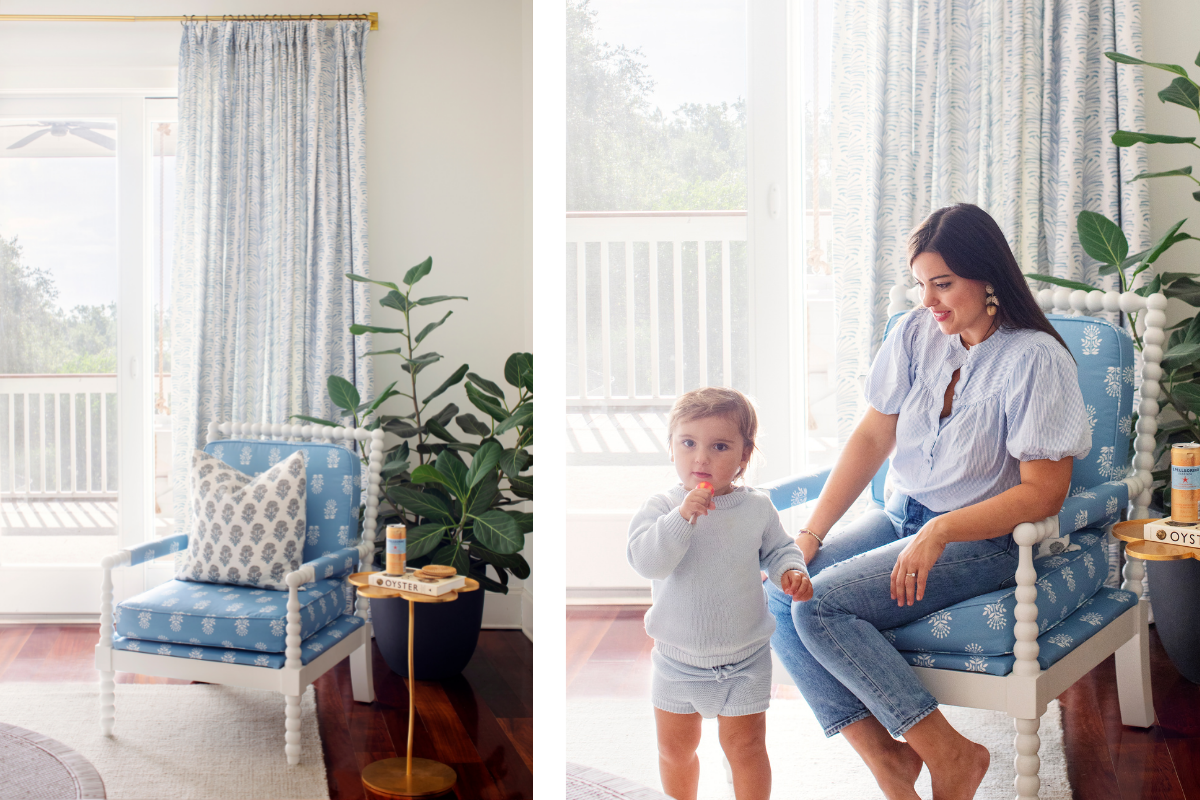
top-left (1004, 342), bottom-right (1092, 462)
top-left (864, 310), bottom-right (920, 414)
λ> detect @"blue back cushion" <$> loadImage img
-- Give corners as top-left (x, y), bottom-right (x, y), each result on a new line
top-left (203, 440), bottom-right (362, 562)
top-left (879, 312), bottom-right (1134, 495)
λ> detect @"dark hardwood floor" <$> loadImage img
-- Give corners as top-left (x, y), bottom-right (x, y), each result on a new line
top-left (567, 605), bottom-right (1200, 800)
top-left (0, 624), bottom-right (532, 800)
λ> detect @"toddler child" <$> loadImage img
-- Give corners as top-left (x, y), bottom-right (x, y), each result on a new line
top-left (627, 387), bottom-right (812, 800)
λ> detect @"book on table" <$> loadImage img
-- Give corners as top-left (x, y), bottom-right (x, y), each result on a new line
top-left (367, 568), bottom-right (466, 596)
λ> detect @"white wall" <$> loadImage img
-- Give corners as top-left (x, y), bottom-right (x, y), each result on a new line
top-left (0, 0), bottom-right (535, 635)
top-left (1140, 0), bottom-right (1200, 288)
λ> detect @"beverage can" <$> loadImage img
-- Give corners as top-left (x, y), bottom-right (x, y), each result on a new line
top-left (1172, 443), bottom-right (1200, 523)
top-left (386, 525), bottom-right (406, 575)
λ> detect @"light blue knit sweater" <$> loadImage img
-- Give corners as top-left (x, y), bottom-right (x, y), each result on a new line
top-left (627, 484), bottom-right (807, 668)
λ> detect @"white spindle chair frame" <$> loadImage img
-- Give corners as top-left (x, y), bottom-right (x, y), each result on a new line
top-left (761, 286), bottom-right (1161, 800)
top-left (95, 420), bottom-right (385, 766)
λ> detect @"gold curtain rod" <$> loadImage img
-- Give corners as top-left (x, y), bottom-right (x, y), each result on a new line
top-left (0, 12), bottom-right (378, 31)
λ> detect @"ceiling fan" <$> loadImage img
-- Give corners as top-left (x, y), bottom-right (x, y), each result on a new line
top-left (1, 121), bottom-right (117, 151)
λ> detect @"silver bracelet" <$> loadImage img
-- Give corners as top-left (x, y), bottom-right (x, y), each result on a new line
top-left (798, 528), bottom-right (825, 548)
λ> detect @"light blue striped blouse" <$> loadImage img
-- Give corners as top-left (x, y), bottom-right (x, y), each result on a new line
top-left (866, 309), bottom-right (1092, 512)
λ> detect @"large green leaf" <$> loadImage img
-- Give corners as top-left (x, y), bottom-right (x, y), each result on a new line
top-left (430, 402), bottom-right (458, 427)
top-left (509, 474), bottom-right (533, 499)
top-left (290, 414), bottom-right (338, 427)
top-left (1127, 166), bottom-right (1194, 183)
top-left (380, 290), bottom-right (415, 314)
top-left (1162, 340), bottom-right (1200, 372)
top-left (381, 458), bottom-right (410, 478)
top-left (456, 413), bottom-right (492, 437)
top-left (1106, 52), bottom-right (1191, 77)
top-left (1172, 383), bottom-right (1200, 418)
top-left (1077, 210), bottom-right (1128, 266)
top-left (469, 543), bottom-right (530, 579)
top-left (409, 463), bottom-right (452, 489)
top-left (1111, 131), bottom-right (1197, 147)
top-left (327, 375), bottom-right (361, 413)
top-left (467, 372), bottom-right (507, 400)
top-left (465, 382), bottom-right (509, 421)
top-left (1182, 314), bottom-right (1200, 344)
top-left (414, 295), bottom-right (468, 306)
top-left (414, 310), bottom-right (453, 346)
top-left (508, 511), bottom-right (534, 534)
top-left (384, 418), bottom-right (425, 438)
top-left (1164, 276), bottom-right (1200, 305)
top-left (1159, 77), bottom-right (1200, 111)
top-left (405, 523), bottom-right (449, 560)
top-left (387, 486), bottom-right (456, 524)
top-left (494, 402), bottom-right (532, 436)
top-left (466, 441), bottom-right (503, 488)
top-left (401, 352), bottom-right (443, 375)
top-left (422, 363), bottom-right (470, 405)
top-left (504, 352), bottom-right (533, 391)
top-left (1022, 273), bottom-right (1098, 293)
top-left (431, 542), bottom-right (470, 576)
top-left (366, 381), bottom-right (400, 414)
top-left (349, 324), bottom-right (406, 335)
top-left (403, 257), bottom-right (433, 286)
top-left (468, 568), bottom-right (508, 594)
top-left (1134, 273), bottom-right (1163, 298)
top-left (425, 418), bottom-right (460, 443)
top-left (499, 447), bottom-right (530, 478)
top-left (435, 449), bottom-right (471, 499)
top-left (345, 273), bottom-right (401, 293)
top-left (466, 476), bottom-right (500, 516)
top-left (471, 510), bottom-right (524, 554)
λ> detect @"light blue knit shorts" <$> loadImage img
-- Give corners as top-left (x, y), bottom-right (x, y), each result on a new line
top-left (651, 643), bottom-right (772, 719)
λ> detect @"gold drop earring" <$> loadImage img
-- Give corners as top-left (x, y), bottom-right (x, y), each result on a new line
top-left (985, 284), bottom-right (999, 316)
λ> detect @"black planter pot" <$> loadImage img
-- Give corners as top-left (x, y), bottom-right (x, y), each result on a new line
top-left (370, 585), bottom-right (486, 680)
top-left (1147, 558), bottom-right (1200, 684)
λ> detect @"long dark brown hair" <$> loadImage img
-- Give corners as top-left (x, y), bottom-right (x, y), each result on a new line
top-left (908, 203), bottom-right (1072, 356)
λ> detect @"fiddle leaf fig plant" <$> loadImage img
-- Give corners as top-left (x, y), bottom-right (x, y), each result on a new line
top-left (1024, 48), bottom-right (1200, 515)
top-left (293, 257), bottom-right (533, 592)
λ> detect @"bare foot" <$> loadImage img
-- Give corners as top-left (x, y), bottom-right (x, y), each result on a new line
top-left (930, 740), bottom-right (989, 800)
top-left (869, 740), bottom-right (924, 800)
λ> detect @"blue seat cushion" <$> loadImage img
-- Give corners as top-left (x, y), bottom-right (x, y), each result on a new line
top-left (113, 613), bottom-right (365, 669)
top-left (203, 440), bottom-right (362, 563)
top-left (114, 578), bottom-right (353, 652)
top-left (883, 530), bottom-right (1108, 656)
top-left (897, 586), bottom-right (1138, 675)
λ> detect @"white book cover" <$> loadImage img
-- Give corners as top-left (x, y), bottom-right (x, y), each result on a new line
top-left (1143, 520), bottom-right (1200, 550)
top-left (368, 568), bottom-right (466, 596)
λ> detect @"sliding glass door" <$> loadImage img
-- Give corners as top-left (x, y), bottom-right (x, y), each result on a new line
top-left (0, 96), bottom-right (152, 615)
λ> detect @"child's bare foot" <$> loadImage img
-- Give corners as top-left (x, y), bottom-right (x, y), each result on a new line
top-left (930, 740), bottom-right (989, 800)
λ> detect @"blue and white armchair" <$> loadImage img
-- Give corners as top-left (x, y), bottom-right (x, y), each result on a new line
top-left (764, 287), bottom-right (1160, 800)
top-left (94, 421), bottom-right (384, 765)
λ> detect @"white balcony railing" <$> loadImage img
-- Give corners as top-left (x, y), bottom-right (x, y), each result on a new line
top-left (0, 374), bottom-right (156, 499)
top-left (566, 211), bottom-right (750, 406)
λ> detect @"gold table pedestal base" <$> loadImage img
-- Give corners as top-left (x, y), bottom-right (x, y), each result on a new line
top-left (361, 757), bottom-right (456, 798)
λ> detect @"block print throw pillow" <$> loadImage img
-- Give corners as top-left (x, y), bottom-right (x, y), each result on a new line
top-left (176, 449), bottom-right (307, 590)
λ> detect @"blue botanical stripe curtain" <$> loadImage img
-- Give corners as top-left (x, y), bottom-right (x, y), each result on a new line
top-left (171, 20), bottom-right (372, 531)
top-left (829, 0), bottom-right (1150, 439)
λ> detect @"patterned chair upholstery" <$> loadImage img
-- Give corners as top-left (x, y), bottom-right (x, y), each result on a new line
top-left (95, 422), bottom-right (384, 766)
top-left (762, 288), bottom-right (1160, 800)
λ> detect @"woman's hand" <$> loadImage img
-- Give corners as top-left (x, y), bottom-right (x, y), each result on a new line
top-left (890, 519), bottom-right (947, 606)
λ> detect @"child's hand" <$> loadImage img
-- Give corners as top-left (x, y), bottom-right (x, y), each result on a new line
top-left (782, 569), bottom-right (813, 602)
top-left (679, 484), bottom-right (716, 523)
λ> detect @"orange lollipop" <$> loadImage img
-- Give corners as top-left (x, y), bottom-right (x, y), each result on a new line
top-left (689, 481), bottom-right (715, 524)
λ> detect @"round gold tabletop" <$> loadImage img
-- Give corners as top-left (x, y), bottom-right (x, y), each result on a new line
top-left (361, 756), bottom-right (456, 798)
top-left (1110, 519), bottom-right (1200, 561)
top-left (347, 572), bottom-right (480, 602)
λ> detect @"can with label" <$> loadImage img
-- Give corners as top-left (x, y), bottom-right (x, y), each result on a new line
top-left (385, 526), bottom-right (407, 575)
top-left (1171, 443), bottom-right (1200, 523)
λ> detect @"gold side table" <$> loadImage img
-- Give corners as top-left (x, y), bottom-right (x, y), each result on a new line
top-left (1111, 519), bottom-right (1200, 561)
top-left (348, 572), bottom-right (480, 798)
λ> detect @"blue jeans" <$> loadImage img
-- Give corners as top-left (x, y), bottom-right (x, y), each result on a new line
top-left (766, 492), bottom-right (1019, 738)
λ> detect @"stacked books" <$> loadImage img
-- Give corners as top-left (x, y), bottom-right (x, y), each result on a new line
top-left (367, 567), bottom-right (466, 596)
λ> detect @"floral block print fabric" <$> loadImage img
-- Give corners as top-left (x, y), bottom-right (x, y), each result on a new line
top-left (113, 612), bottom-right (366, 669)
top-left (898, 587), bottom-right (1139, 676)
top-left (1047, 316), bottom-right (1136, 497)
top-left (114, 578), bottom-right (354, 652)
top-left (203, 440), bottom-right (362, 562)
top-left (884, 531), bottom-right (1108, 657)
top-left (176, 449), bottom-right (307, 590)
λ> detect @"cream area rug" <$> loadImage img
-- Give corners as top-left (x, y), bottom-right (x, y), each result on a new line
top-left (0, 683), bottom-right (328, 800)
top-left (567, 698), bottom-right (1070, 800)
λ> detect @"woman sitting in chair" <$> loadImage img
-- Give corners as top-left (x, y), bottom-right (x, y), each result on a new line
top-left (767, 203), bottom-right (1091, 800)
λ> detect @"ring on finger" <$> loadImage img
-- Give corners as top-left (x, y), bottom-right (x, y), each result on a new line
top-left (906, 572), bottom-right (918, 578)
